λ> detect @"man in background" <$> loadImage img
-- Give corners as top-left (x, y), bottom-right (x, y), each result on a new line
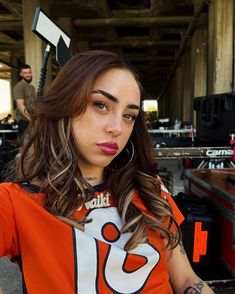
top-left (13, 64), bottom-right (36, 137)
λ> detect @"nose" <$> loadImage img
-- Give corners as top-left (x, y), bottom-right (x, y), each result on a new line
top-left (105, 116), bottom-right (123, 137)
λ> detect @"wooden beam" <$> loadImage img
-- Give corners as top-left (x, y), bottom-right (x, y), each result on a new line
top-left (111, 9), bottom-right (151, 17)
top-left (0, 68), bottom-right (11, 72)
top-left (0, 14), bottom-right (20, 20)
top-left (50, 0), bottom-right (110, 18)
top-left (0, 52), bottom-right (10, 59)
top-left (73, 16), bottom-right (194, 27)
top-left (126, 54), bottom-right (175, 61)
top-left (0, 58), bottom-right (17, 69)
top-left (0, 0), bottom-right (22, 17)
top-left (0, 32), bottom-right (19, 44)
top-left (0, 44), bottom-right (23, 51)
top-left (0, 73), bottom-right (10, 79)
top-left (0, 20), bottom-right (22, 30)
top-left (86, 40), bottom-right (180, 49)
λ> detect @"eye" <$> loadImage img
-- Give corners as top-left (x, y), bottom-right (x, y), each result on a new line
top-left (93, 101), bottom-right (109, 111)
top-left (123, 113), bottom-right (137, 122)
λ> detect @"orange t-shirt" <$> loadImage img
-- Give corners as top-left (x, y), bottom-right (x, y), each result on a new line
top-left (0, 182), bottom-right (184, 293)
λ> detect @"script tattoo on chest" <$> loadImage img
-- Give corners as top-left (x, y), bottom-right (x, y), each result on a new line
top-left (84, 176), bottom-right (97, 181)
top-left (184, 281), bottom-right (204, 293)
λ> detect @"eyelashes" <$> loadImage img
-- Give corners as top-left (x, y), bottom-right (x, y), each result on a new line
top-left (123, 113), bottom-right (137, 122)
top-left (93, 101), bottom-right (108, 111)
top-left (93, 101), bottom-right (137, 122)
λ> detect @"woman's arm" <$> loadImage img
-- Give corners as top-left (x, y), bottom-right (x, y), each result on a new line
top-left (167, 241), bottom-right (215, 294)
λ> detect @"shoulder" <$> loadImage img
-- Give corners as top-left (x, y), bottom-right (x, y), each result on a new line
top-left (13, 80), bottom-right (23, 89)
top-left (0, 182), bottom-right (22, 211)
top-left (29, 83), bottom-right (35, 89)
top-left (132, 176), bottom-right (169, 207)
top-left (0, 182), bottom-right (25, 201)
top-left (0, 182), bottom-right (44, 205)
top-left (0, 182), bottom-right (20, 193)
top-left (13, 81), bottom-right (24, 98)
top-left (132, 177), bottom-right (184, 225)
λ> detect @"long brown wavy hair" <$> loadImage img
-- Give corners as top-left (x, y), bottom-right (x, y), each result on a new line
top-left (17, 50), bottom-right (181, 250)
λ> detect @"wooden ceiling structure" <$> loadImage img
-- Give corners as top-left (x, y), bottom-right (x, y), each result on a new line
top-left (0, 0), bottom-right (208, 98)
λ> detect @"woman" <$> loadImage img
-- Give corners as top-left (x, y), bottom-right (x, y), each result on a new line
top-left (0, 51), bottom-right (214, 293)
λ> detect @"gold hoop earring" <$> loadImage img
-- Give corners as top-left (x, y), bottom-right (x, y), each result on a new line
top-left (107, 140), bottom-right (135, 172)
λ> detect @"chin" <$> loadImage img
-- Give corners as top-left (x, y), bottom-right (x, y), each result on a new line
top-left (24, 78), bottom-right (32, 83)
top-left (94, 159), bottom-right (114, 169)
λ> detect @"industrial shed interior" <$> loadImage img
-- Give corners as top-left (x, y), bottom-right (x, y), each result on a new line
top-left (0, 0), bottom-right (232, 122)
top-left (0, 0), bottom-right (235, 293)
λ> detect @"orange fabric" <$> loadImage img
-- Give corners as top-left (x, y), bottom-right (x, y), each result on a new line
top-left (132, 184), bottom-right (185, 233)
top-left (0, 181), bottom-right (184, 294)
top-left (0, 183), bottom-right (74, 294)
top-left (132, 189), bottom-right (184, 227)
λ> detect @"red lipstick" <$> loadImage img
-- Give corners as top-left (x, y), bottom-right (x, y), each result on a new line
top-left (97, 142), bottom-right (118, 155)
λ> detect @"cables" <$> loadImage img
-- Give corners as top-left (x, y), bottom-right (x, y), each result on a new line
top-left (37, 44), bottom-right (51, 99)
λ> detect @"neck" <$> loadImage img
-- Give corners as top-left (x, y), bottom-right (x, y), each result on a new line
top-left (83, 176), bottom-right (101, 186)
top-left (79, 160), bottom-right (104, 186)
top-left (82, 169), bottom-right (104, 186)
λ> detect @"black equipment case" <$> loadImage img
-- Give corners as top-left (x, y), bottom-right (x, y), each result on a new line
top-left (175, 193), bottom-right (217, 277)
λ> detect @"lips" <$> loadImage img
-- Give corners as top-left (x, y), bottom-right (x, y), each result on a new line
top-left (97, 142), bottom-right (118, 155)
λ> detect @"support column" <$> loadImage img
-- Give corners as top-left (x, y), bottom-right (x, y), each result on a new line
top-left (170, 80), bottom-right (176, 120)
top-left (10, 56), bottom-right (20, 116)
top-left (181, 49), bottom-right (192, 122)
top-left (208, 0), bottom-right (233, 94)
top-left (165, 90), bottom-right (171, 118)
top-left (158, 93), bottom-right (166, 118)
top-left (191, 19), bottom-right (207, 98)
top-left (191, 17), bottom-right (207, 126)
top-left (172, 65), bottom-right (182, 121)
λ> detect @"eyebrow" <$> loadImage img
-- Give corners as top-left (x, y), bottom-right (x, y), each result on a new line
top-left (92, 89), bottom-right (140, 110)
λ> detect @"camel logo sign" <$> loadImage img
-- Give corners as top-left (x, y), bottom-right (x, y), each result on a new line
top-left (206, 149), bottom-right (233, 157)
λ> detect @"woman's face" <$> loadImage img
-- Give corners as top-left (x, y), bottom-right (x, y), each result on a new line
top-left (71, 68), bottom-right (141, 175)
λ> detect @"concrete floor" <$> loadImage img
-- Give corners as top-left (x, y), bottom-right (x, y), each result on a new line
top-left (0, 159), bottom-right (185, 293)
top-left (0, 257), bottom-right (22, 294)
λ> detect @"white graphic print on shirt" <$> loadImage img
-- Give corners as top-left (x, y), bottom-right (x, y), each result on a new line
top-left (74, 207), bottom-right (160, 293)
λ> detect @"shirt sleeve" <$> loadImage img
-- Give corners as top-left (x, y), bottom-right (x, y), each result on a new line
top-left (166, 194), bottom-right (184, 227)
top-left (13, 83), bottom-right (24, 101)
top-left (160, 188), bottom-right (184, 227)
top-left (156, 175), bottom-right (184, 226)
top-left (132, 185), bottom-right (184, 228)
top-left (0, 184), bottom-right (19, 258)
